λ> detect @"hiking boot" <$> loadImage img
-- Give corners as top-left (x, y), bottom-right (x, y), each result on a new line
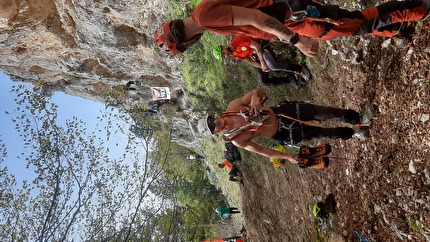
top-left (353, 126), bottom-right (370, 141)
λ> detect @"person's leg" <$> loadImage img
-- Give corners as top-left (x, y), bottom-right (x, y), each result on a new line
top-left (262, 49), bottom-right (303, 73)
top-left (229, 176), bottom-right (238, 182)
top-left (263, 50), bottom-right (312, 81)
top-left (229, 166), bottom-right (242, 182)
top-left (229, 207), bottom-right (240, 213)
top-left (229, 166), bottom-right (240, 177)
top-left (355, 1), bottom-right (427, 36)
top-left (302, 126), bottom-right (355, 141)
top-left (297, 103), bottom-right (361, 125)
top-left (257, 68), bottom-right (296, 86)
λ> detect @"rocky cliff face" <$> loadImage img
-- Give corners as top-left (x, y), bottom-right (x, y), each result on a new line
top-left (0, 0), bottom-right (200, 146)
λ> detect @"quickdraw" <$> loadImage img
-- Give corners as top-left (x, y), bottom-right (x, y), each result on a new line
top-left (286, 2), bottom-right (344, 26)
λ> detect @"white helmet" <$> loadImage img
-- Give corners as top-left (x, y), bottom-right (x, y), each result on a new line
top-left (197, 115), bottom-right (213, 135)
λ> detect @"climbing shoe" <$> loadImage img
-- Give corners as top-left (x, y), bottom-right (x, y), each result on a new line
top-left (299, 144), bottom-right (331, 158)
top-left (298, 157), bottom-right (330, 169)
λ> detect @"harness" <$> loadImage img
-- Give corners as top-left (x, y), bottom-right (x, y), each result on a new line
top-left (275, 102), bottom-right (320, 146)
top-left (272, 0), bottom-right (344, 38)
top-left (221, 108), bottom-right (273, 142)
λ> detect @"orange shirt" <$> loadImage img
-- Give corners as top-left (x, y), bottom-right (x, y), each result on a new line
top-left (191, 0), bottom-right (276, 40)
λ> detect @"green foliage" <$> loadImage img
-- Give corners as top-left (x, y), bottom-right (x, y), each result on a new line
top-left (0, 83), bottom-right (186, 241)
top-left (408, 219), bottom-right (430, 233)
top-left (149, 125), bottom-right (223, 240)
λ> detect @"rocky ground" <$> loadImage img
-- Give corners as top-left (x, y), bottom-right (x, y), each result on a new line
top-left (236, 24), bottom-right (430, 241)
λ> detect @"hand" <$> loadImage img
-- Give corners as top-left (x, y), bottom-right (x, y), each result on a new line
top-left (287, 154), bottom-right (299, 164)
top-left (294, 36), bottom-right (319, 58)
top-left (261, 62), bottom-right (270, 72)
top-left (249, 93), bottom-right (262, 116)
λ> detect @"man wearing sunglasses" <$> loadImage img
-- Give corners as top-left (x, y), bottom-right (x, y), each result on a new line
top-left (197, 88), bottom-right (371, 163)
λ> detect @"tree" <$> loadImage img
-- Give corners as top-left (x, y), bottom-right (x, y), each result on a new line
top-left (0, 83), bottom-right (171, 241)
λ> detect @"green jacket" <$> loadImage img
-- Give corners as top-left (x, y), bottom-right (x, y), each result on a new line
top-left (217, 205), bottom-right (230, 220)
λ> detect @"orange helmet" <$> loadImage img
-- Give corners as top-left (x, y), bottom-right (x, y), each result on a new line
top-left (154, 21), bottom-right (183, 54)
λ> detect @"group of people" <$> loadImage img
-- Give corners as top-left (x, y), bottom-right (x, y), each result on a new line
top-left (154, 0), bottom-right (430, 164)
top-left (154, 0), bottom-right (430, 56)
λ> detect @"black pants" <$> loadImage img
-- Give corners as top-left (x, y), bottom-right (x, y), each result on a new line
top-left (271, 101), bottom-right (359, 145)
top-left (257, 48), bottom-right (304, 86)
top-left (257, 69), bottom-right (299, 86)
top-left (229, 166), bottom-right (241, 182)
top-left (262, 49), bottom-right (303, 73)
top-left (229, 207), bottom-right (240, 214)
top-left (355, 0), bottom-right (424, 35)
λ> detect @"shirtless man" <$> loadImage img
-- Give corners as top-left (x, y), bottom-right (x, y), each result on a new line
top-left (197, 88), bottom-right (369, 163)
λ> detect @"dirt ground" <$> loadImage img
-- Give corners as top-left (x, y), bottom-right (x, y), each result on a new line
top-left (237, 24), bottom-right (430, 241)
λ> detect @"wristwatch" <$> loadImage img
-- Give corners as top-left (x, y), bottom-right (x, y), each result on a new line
top-left (289, 33), bottom-right (300, 45)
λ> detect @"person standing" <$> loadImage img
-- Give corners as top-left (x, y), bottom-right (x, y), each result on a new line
top-left (197, 88), bottom-right (371, 163)
top-left (216, 204), bottom-right (241, 220)
top-left (154, 0), bottom-right (430, 56)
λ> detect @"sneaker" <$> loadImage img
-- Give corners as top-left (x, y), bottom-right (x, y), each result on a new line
top-left (293, 74), bottom-right (306, 89)
top-left (353, 126), bottom-right (370, 141)
top-left (300, 66), bottom-right (312, 81)
top-left (392, 37), bottom-right (412, 49)
top-left (357, 0), bottom-right (367, 9)
top-left (392, 22), bottom-right (415, 48)
top-left (359, 105), bottom-right (378, 126)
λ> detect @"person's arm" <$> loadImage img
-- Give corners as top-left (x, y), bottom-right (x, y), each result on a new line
top-left (233, 139), bottom-right (298, 163)
top-left (249, 40), bottom-right (269, 72)
top-left (230, 6), bottom-right (318, 57)
top-left (227, 88), bottom-right (266, 116)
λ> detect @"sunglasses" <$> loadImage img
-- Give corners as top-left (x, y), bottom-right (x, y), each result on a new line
top-left (207, 116), bottom-right (216, 133)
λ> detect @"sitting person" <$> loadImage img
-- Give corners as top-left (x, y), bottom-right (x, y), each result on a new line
top-left (197, 88), bottom-right (371, 163)
top-left (219, 142), bottom-right (243, 182)
top-left (213, 36), bottom-right (311, 88)
top-left (224, 141), bottom-right (241, 163)
top-left (218, 159), bottom-right (242, 182)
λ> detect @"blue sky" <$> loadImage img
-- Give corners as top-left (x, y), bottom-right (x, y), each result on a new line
top-left (0, 71), bottom-right (130, 181)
